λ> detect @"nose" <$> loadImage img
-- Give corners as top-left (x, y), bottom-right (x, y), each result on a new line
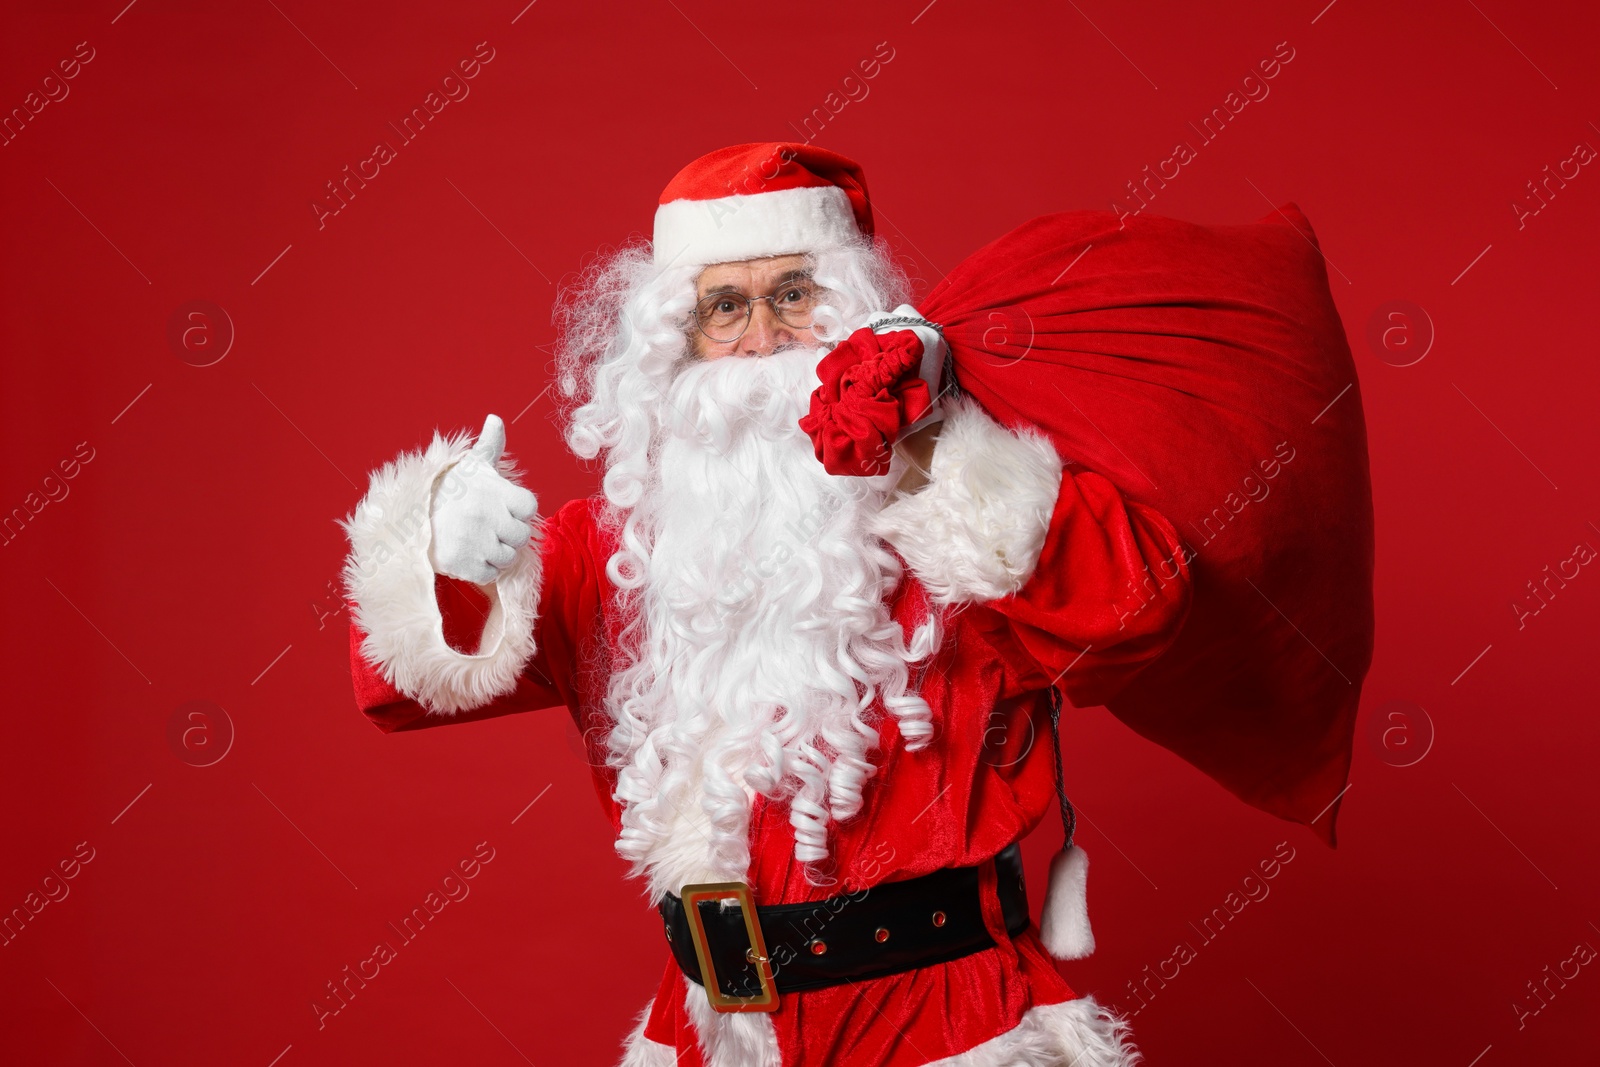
top-left (738, 300), bottom-right (798, 357)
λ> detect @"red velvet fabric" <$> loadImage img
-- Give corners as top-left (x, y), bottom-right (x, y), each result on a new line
top-left (347, 481), bottom-right (1191, 1064)
top-left (658, 141), bottom-right (874, 236)
top-left (919, 204), bottom-right (1374, 847)
top-left (798, 325), bottom-right (932, 477)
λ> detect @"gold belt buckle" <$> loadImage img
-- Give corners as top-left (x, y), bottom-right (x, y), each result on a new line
top-left (680, 881), bottom-right (779, 1013)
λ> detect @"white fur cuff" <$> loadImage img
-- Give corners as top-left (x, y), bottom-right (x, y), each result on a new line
top-left (338, 428), bottom-right (543, 715)
top-left (867, 395), bottom-right (1064, 606)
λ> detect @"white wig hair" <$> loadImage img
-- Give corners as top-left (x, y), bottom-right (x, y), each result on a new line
top-left (552, 235), bottom-right (944, 888)
top-left (552, 233), bottom-right (916, 510)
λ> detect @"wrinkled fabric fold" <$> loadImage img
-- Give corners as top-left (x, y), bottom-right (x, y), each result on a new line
top-left (799, 326), bottom-right (931, 476)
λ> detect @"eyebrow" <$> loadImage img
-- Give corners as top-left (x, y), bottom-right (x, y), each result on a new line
top-left (700, 268), bottom-right (814, 298)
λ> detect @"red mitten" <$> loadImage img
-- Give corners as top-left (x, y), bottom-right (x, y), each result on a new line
top-left (798, 326), bottom-right (933, 476)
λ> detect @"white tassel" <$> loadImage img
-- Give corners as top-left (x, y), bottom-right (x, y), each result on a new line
top-left (1038, 841), bottom-right (1095, 960)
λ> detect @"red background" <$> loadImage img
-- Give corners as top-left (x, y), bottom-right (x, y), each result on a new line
top-left (3, 1), bottom-right (1598, 1063)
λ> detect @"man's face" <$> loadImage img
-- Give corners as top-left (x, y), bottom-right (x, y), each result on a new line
top-left (689, 253), bottom-right (820, 361)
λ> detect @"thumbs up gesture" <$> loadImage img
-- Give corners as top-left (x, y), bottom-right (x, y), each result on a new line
top-left (428, 414), bottom-right (539, 585)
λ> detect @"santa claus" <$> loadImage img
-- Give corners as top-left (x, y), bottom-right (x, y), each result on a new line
top-left (339, 143), bottom-right (1193, 1066)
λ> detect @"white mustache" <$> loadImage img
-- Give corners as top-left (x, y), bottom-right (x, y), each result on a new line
top-left (662, 345), bottom-right (823, 449)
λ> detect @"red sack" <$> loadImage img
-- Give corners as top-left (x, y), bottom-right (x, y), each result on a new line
top-left (919, 205), bottom-right (1374, 847)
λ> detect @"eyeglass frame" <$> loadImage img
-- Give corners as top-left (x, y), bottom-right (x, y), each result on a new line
top-left (688, 275), bottom-right (823, 344)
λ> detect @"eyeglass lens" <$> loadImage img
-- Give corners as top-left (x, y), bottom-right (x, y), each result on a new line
top-left (695, 282), bottom-right (818, 343)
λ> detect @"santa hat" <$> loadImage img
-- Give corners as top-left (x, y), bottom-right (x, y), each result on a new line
top-left (652, 142), bottom-right (874, 267)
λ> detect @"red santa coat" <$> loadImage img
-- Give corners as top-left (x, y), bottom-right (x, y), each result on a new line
top-left (341, 397), bottom-right (1192, 1067)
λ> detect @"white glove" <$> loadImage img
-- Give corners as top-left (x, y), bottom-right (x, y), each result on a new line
top-left (428, 414), bottom-right (538, 585)
top-left (865, 303), bottom-right (948, 437)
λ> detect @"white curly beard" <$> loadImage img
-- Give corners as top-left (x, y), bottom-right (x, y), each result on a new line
top-left (602, 343), bottom-right (938, 904)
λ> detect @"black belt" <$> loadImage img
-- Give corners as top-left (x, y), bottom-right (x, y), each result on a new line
top-left (659, 843), bottom-right (1030, 1012)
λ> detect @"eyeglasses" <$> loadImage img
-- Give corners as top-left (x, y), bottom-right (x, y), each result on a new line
top-left (690, 279), bottom-right (820, 344)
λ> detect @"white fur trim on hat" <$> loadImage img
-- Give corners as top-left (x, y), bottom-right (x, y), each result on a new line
top-left (866, 395), bottom-right (1065, 605)
top-left (653, 184), bottom-right (860, 267)
top-left (338, 428), bottom-right (543, 715)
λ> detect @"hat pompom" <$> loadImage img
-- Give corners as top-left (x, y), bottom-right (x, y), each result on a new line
top-left (1038, 841), bottom-right (1095, 960)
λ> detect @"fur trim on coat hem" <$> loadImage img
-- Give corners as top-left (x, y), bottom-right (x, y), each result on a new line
top-left (616, 999), bottom-right (677, 1067)
top-left (615, 992), bottom-right (1139, 1067)
top-left (920, 994), bottom-right (1142, 1066)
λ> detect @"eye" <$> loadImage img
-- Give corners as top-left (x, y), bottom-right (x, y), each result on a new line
top-left (779, 287), bottom-right (805, 304)
top-left (713, 298), bottom-right (740, 315)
